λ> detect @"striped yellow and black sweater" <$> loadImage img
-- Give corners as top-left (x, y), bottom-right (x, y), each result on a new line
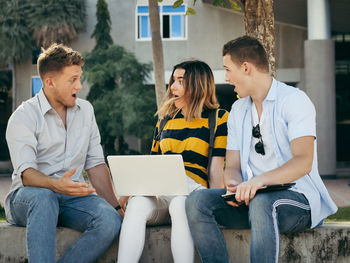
top-left (151, 109), bottom-right (228, 187)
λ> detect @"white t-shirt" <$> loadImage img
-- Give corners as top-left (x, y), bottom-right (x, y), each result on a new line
top-left (247, 103), bottom-right (278, 179)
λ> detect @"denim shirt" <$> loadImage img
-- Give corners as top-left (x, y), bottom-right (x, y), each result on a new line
top-left (5, 89), bottom-right (105, 224)
top-left (227, 78), bottom-right (337, 228)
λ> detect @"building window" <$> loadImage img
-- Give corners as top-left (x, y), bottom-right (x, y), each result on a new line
top-left (32, 76), bottom-right (42, 96)
top-left (136, 4), bottom-right (186, 40)
top-left (332, 33), bottom-right (350, 43)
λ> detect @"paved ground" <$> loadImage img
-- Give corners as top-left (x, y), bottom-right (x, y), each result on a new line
top-left (323, 179), bottom-right (350, 207)
top-left (1, 175), bottom-right (350, 208)
top-left (0, 175), bottom-right (11, 207)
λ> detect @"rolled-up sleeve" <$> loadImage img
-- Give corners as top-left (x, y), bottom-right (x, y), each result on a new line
top-left (6, 107), bottom-right (38, 186)
top-left (84, 105), bottom-right (105, 170)
top-left (283, 91), bottom-right (316, 142)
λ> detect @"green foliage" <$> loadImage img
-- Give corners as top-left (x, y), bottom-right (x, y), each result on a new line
top-left (91, 0), bottom-right (113, 51)
top-left (185, 7), bottom-right (196, 15)
top-left (0, 0), bottom-right (34, 64)
top-left (0, 0), bottom-right (86, 63)
top-left (25, 0), bottom-right (86, 48)
top-left (167, 0), bottom-right (242, 16)
top-left (326, 207), bottom-right (350, 222)
top-left (159, 0), bottom-right (197, 16)
top-left (0, 205), bottom-right (5, 222)
top-left (172, 0), bottom-right (183, 9)
top-left (83, 46), bottom-right (157, 155)
top-left (213, 0), bottom-right (243, 11)
top-left (213, 0), bottom-right (227, 8)
top-left (86, 1), bottom-right (156, 155)
top-left (26, 0), bottom-right (85, 31)
top-left (229, 0), bottom-right (243, 11)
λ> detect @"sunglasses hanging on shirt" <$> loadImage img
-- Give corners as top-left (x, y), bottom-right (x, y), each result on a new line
top-left (252, 124), bottom-right (265, 155)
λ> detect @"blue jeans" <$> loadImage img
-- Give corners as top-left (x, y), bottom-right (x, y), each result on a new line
top-left (10, 186), bottom-right (122, 263)
top-left (186, 189), bottom-right (311, 263)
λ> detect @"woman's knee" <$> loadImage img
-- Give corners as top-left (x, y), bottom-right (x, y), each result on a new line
top-left (169, 196), bottom-right (186, 218)
top-left (123, 196), bottom-right (159, 224)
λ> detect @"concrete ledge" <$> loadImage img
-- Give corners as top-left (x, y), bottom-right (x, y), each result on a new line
top-left (1, 222), bottom-right (350, 262)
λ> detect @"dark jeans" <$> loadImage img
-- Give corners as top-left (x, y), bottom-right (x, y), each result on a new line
top-left (186, 189), bottom-right (311, 263)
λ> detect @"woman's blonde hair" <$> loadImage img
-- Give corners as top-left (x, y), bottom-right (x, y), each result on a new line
top-left (157, 60), bottom-right (219, 121)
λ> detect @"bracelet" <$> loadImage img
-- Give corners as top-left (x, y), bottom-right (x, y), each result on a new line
top-left (114, 205), bottom-right (121, 211)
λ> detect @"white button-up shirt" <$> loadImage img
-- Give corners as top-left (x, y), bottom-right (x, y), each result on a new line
top-left (5, 89), bottom-right (105, 224)
top-left (227, 78), bottom-right (337, 228)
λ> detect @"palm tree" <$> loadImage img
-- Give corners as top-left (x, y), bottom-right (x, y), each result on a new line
top-left (26, 0), bottom-right (86, 48)
top-left (0, 0), bottom-right (87, 112)
top-left (0, 0), bottom-right (34, 112)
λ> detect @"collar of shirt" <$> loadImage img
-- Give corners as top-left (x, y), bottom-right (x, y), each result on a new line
top-left (264, 78), bottom-right (278, 102)
top-left (37, 88), bottom-right (80, 116)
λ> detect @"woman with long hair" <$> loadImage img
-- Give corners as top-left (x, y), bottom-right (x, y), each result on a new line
top-left (117, 60), bottom-right (229, 263)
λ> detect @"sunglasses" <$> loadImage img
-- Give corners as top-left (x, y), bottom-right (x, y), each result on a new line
top-left (252, 124), bottom-right (265, 155)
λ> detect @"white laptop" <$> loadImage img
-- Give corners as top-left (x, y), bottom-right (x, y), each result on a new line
top-left (107, 155), bottom-right (189, 196)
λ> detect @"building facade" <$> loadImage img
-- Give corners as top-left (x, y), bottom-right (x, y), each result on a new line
top-left (0, 0), bottom-right (349, 176)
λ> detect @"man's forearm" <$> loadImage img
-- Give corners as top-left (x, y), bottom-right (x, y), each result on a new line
top-left (86, 164), bottom-right (120, 207)
top-left (223, 166), bottom-right (242, 187)
top-left (209, 169), bottom-right (224, 188)
top-left (209, 157), bottom-right (225, 188)
top-left (255, 155), bottom-right (312, 186)
top-left (22, 168), bottom-right (56, 189)
top-left (253, 137), bottom-right (314, 186)
top-left (22, 167), bottom-right (95, 196)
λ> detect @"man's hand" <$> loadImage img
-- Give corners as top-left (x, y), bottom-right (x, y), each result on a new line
top-left (52, 168), bottom-right (96, 196)
top-left (114, 196), bottom-right (129, 219)
top-left (234, 178), bottom-right (264, 206)
top-left (86, 164), bottom-right (126, 217)
top-left (117, 207), bottom-right (125, 218)
top-left (224, 184), bottom-right (243, 207)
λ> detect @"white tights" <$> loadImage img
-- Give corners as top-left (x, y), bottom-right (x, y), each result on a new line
top-left (117, 195), bottom-right (194, 263)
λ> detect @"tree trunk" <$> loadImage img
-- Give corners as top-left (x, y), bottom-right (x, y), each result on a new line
top-left (244, 0), bottom-right (276, 77)
top-left (11, 61), bottom-right (16, 112)
top-left (148, 0), bottom-right (166, 109)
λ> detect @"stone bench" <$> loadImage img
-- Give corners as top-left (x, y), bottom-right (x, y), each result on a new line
top-left (0, 222), bottom-right (350, 262)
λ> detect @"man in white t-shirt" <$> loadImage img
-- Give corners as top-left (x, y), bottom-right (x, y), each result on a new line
top-left (186, 36), bottom-right (337, 263)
